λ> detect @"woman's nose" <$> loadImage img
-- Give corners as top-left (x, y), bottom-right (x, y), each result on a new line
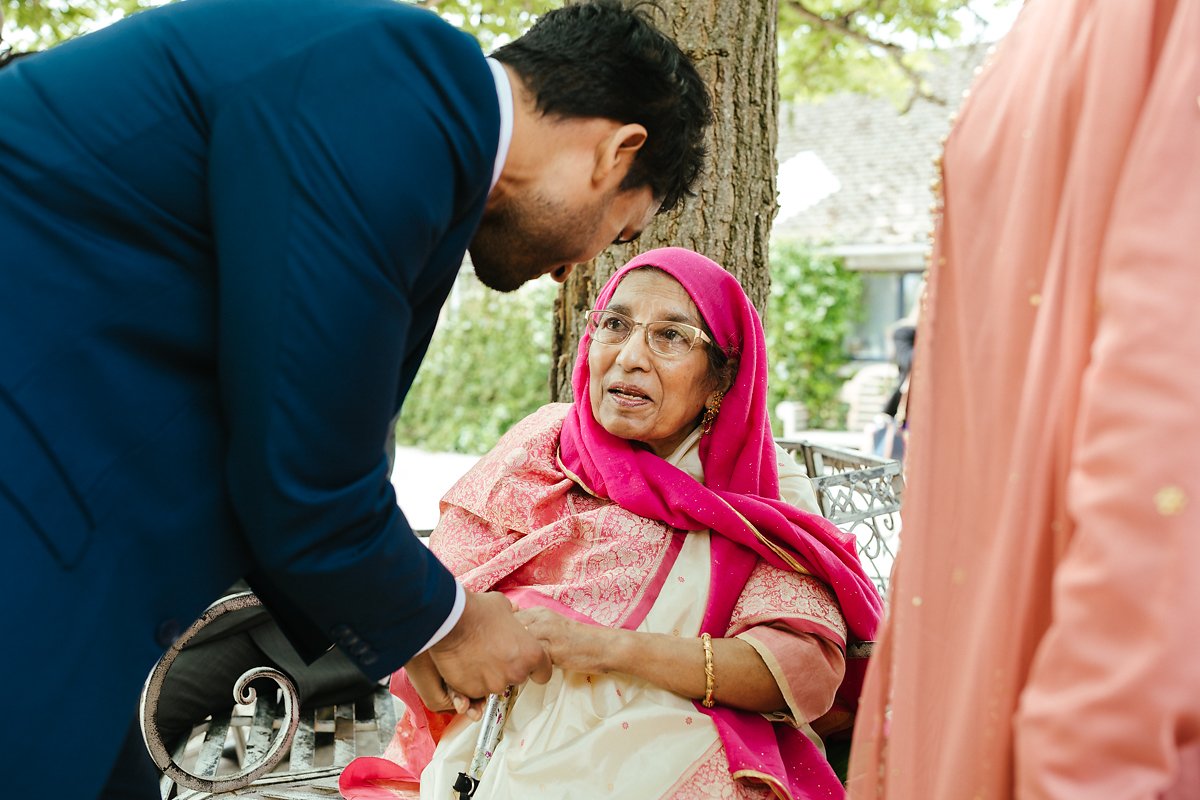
top-left (614, 326), bottom-right (653, 369)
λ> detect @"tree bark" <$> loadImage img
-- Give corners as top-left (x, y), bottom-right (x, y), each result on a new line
top-left (550, 0), bottom-right (780, 401)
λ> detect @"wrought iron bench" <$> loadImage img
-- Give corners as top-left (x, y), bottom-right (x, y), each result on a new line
top-left (140, 590), bottom-right (401, 799)
top-left (140, 441), bottom-right (902, 798)
top-left (776, 438), bottom-right (903, 601)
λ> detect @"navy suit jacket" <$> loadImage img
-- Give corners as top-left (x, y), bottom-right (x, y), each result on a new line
top-left (0, 0), bottom-right (498, 791)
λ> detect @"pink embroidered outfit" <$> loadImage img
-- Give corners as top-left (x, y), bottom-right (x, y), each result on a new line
top-left (341, 248), bottom-right (881, 799)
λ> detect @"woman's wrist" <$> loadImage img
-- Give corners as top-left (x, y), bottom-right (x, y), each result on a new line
top-left (588, 626), bottom-right (632, 675)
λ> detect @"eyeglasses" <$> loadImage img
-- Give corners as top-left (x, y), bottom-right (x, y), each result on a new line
top-left (587, 309), bottom-right (712, 358)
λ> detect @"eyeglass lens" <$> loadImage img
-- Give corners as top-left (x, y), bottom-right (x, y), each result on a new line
top-left (589, 311), bottom-right (699, 357)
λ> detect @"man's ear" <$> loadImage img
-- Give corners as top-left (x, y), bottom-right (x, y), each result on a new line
top-left (593, 123), bottom-right (648, 186)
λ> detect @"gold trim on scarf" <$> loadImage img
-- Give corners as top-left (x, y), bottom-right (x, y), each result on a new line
top-left (719, 498), bottom-right (812, 577)
top-left (555, 448), bottom-right (603, 499)
top-left (730, 769), bottom-right (792, 800)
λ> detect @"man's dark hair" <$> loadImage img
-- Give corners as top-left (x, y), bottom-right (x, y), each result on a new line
top-left (493, 0), bottom-right (712, 213)
top-left (0, 48), bottom-right (35, 69)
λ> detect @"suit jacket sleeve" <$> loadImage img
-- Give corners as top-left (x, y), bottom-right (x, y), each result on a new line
top-left (206, 15), bottom-right (496, 678)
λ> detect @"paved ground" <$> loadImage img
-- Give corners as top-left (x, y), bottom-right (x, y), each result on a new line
top-left (392, 433), bottom-right (898, 598)
top-left (390, 446), bottom-right (480, 531)
top-left (390, 429), bottom-right (868, 531)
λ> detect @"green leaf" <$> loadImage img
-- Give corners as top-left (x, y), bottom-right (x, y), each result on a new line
top-left (766, 243), bottom-right (862, 431)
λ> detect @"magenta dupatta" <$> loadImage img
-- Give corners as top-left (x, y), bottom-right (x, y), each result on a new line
top-left (557, 248), bottom-right (881, 798)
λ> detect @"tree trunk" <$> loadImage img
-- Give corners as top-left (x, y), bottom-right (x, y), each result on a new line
top-left (550, 0), bottom-right (779, 401)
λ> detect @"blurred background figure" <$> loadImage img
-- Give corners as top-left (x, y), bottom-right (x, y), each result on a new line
top-left (880, 292), bottom-right (919, 421)
top-left (868, 289), bottom-right (921, 462)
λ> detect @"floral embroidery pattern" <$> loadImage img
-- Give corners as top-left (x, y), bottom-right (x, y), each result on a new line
top-left (728, 561), bottom-right (848, 643)
top-left (664, 741), bottom-right (775, 799)
top-left (429, 405), bottom-right (680, 627)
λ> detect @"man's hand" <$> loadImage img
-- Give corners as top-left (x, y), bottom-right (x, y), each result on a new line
top-left (404, 652), bottom-right (456, 713)
top-left (404, 651), bottom-right (487, 719)
top-left (427, 591), bottom-right (552, 701)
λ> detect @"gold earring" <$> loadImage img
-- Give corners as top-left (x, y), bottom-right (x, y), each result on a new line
top-left (701, 392), bottom-right (723, 435)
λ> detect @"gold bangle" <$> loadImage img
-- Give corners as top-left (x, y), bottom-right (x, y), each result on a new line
top-left (700, 632), bottom-right (715, 708)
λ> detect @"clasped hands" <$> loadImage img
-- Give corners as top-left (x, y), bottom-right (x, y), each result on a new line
top-left (407, 591), bottom-right (605, 720)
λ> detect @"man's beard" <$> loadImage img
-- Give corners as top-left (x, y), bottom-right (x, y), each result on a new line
top-left (469, 191), bottom-right (602, 292)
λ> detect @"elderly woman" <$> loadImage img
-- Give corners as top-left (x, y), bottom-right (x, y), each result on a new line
top-left (341, 248), bottom-right (881, 799)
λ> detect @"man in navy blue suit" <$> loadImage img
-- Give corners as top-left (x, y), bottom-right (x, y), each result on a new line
top-left (0, 0), bottom-right (712, 795)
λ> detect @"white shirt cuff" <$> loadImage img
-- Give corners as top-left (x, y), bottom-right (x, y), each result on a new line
top-left (418, 580), bottom-right (466, 653)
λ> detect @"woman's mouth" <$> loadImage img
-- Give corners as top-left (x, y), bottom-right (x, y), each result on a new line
top-left (608, 383), bottom-right (651, 407)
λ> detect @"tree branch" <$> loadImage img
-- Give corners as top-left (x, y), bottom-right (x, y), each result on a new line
top-left (783, 0), bottom-right (946, 113)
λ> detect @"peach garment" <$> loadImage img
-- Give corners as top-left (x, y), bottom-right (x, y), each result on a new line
top-left (849, 1), bottom-right (1200, 798)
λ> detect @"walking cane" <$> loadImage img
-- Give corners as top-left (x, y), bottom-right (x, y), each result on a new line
top-left (452, 686), bottom-right (515, 799)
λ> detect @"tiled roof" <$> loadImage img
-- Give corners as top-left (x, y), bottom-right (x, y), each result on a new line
top-left (774, 45), bottom-right (989, 249)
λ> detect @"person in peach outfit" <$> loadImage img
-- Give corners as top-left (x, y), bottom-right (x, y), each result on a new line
top-left (849, 1), bottom-right (1200, 797)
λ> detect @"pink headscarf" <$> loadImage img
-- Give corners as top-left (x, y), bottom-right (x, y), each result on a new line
top-left (560, 247), bottom-right (881, 798)
top-left (560, 247), bottom-right (880, 639)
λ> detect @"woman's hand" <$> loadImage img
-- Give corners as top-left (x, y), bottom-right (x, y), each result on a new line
top-left (412, 606), bottom-right (792, 719)
top-left (514, 606), bottom-right (612, 675)
top-left (514, 609), bottom-right (795, 714)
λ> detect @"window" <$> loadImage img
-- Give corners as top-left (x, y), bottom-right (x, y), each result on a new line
top-left (845, 271), bottom-right (924, 361)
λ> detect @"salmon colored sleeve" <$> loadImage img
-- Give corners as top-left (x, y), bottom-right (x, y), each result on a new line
top-left (1015, 4), bottom-right (1200, 795)
top-left (727, 562), bottom-right (848, 724)
top-left (737, 624), bottom-right (845, 725)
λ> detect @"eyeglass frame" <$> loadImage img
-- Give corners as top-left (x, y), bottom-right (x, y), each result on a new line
top-left (585, 308), bottom-right (713, 358)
